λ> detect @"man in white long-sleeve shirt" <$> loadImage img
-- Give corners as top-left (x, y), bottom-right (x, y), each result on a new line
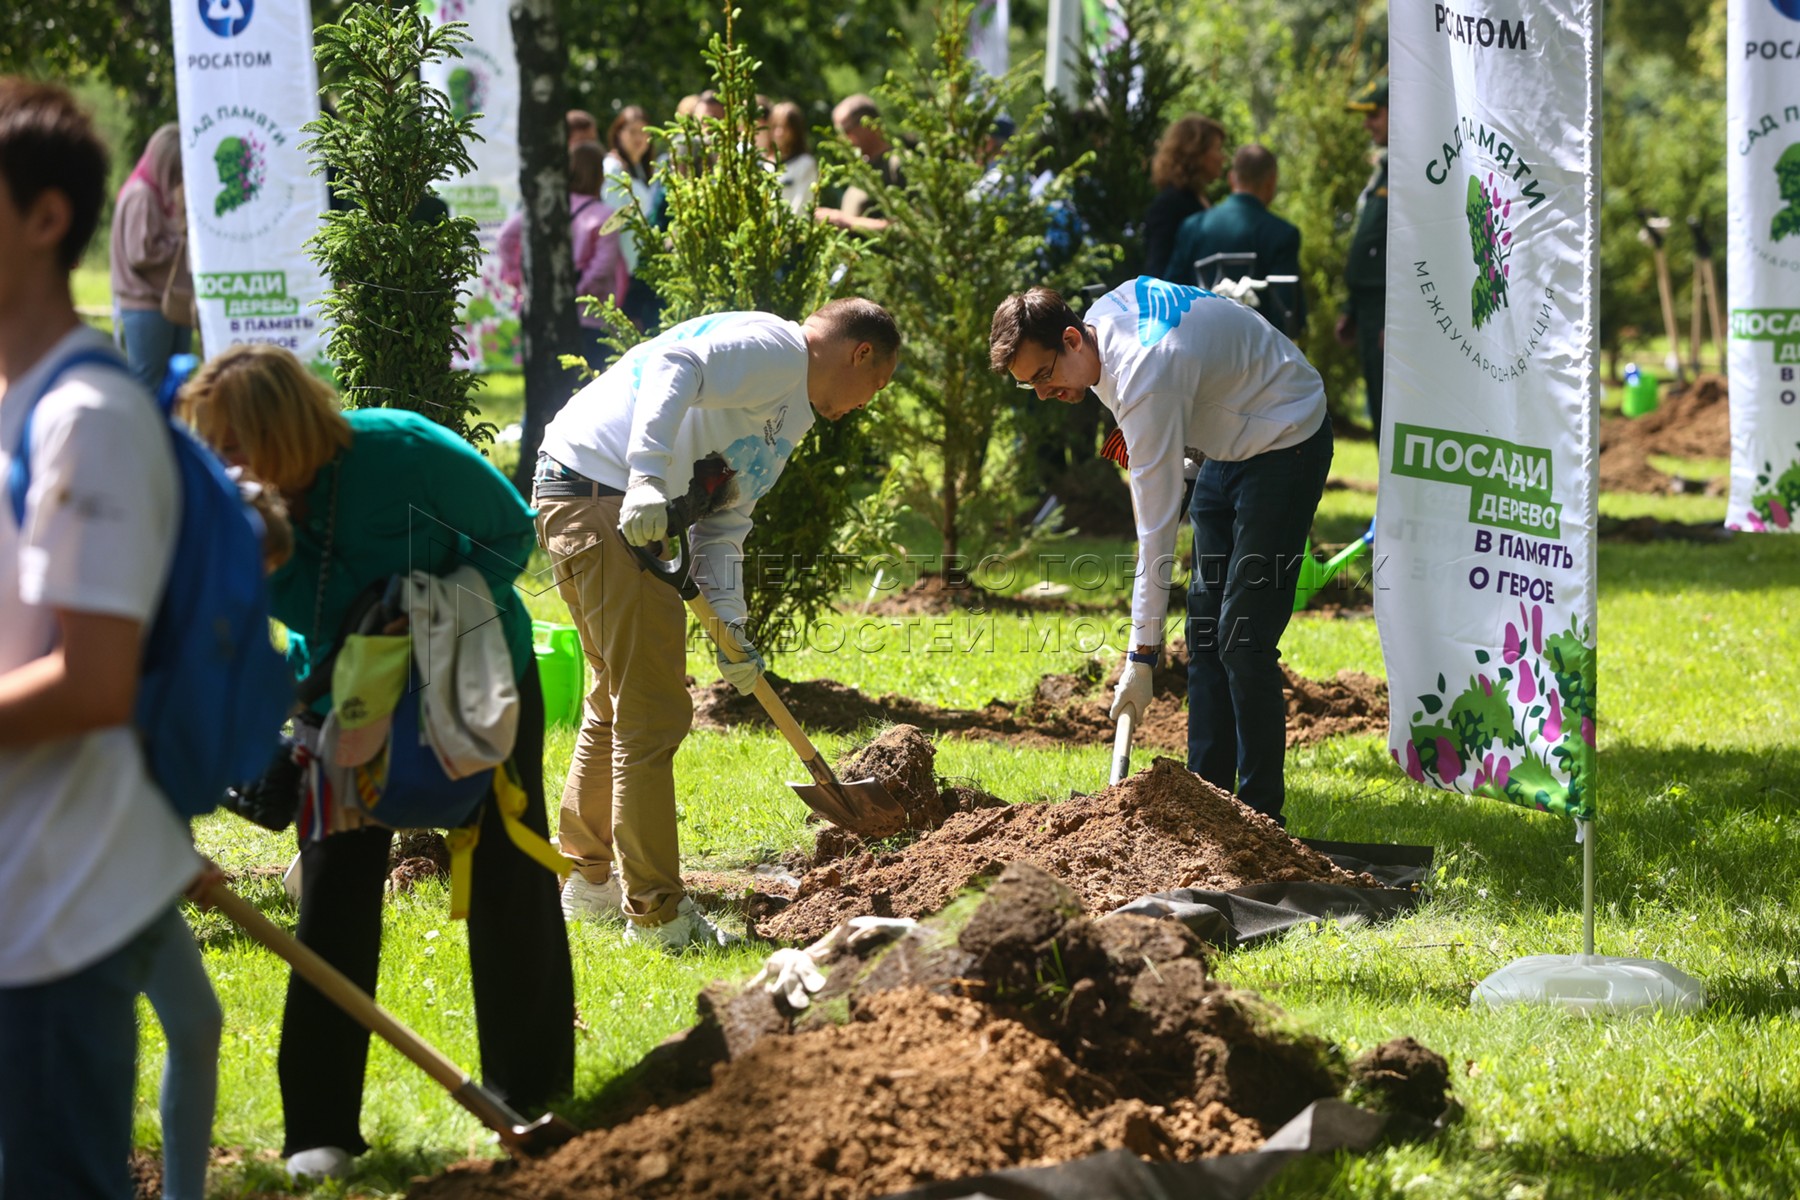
top-left (990, 279), bottom-right (1332, 822)
top-left (536, 299), bottom-right (898, 948)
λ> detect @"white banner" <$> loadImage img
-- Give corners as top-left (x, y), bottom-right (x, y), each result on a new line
top-left (1375, 0), bottom-right (1599, 820)
top-left (170, 0), bottom-right (330, 366)
top-left (420, 0), bottom-right (522, 371)
top-left (970, 0), bottom-right (1011, 78)
top-left (1727, 2), bottom-right (1800, 533)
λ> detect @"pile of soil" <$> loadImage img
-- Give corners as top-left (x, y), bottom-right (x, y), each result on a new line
top-left (388, 829), bottom-right (450, 893)
top-left (410, 864), bottom-right (1451, 1200)
top-left (759, 757), bottom-right (1380, 945)
top-left (692, 651), bottom-right (1387, 755)
top-left (1599, 373), bottom-right (1731, 493)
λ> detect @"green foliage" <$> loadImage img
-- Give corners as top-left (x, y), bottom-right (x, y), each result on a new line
top-left (596, 7), bottom-right (862, 642)
top-left (304, 3), bottom-right (492, 445)
top-left (844, 0), bottom-right (1111, 563)
top-left (560, 0), bottom-right (904, 123)
top-left (0, 0), bottom-right (176, 144)
top-left (1042, 0), bottom-right (1195, 285)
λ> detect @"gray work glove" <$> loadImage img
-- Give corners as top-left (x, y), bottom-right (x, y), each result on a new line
top-left (749, 947), bottom-right (827, 1009)
top-left (1110, 659), bottom-right (1153, 722)
top-left (715, 621), bottom-right (766, 695)
top-left (619, 473), bottom-right (670, 547)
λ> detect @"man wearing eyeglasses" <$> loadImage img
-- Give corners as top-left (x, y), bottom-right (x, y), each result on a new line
top-left (988, 277), bottom-right (1332, 824)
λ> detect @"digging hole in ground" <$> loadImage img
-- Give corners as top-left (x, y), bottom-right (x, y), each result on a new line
top-left (407, 863), bottom-right (1451, 1200)
top-left (691, 644), bottom-right (1387, 756)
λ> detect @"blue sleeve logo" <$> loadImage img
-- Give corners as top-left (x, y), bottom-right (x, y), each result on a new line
top-left (1134, 275), bottom-right (1215, 346)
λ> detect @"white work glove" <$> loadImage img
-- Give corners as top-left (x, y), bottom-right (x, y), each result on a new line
top-left (844, 915), bottom-right (918, 951)
top-left (715, 621), bottom-right (766, 695)
top-left (619, 473), bottom-right (670, 547)
top-left (749, 947), bottom-right (827, 1009)
top-left (1110, 658), bottom-right (1153, 722)
top-left (1213, 276), bottom-right (1268, 310)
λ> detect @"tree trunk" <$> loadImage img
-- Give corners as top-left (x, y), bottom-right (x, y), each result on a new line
top-left (942, 454), bottom-right (960, 567)
top-left (509, 0), bottom-right (580, 494)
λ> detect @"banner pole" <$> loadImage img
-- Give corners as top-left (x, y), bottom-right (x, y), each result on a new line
top-left (1580, 818), bottom-right (1595, 957)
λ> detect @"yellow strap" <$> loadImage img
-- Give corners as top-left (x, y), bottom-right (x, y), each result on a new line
top-left (443, 765), bottom-right (570, 921)
top-left (494, 763), bottom-right (573, 879)
top-left (445, 826), bottom-right (479, 920)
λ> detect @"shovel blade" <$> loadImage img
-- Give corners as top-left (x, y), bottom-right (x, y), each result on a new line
top-left (789, 775), bottom-right (907, 837)
top-left (505, 1112), bottom-right (582, 1157)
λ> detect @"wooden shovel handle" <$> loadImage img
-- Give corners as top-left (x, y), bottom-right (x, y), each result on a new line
top-left (687, 589), bottom-right (827, 765)
top-left (205, 883), bottom-right (468, 1093)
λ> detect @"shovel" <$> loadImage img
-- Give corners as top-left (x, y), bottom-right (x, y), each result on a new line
top-left (629, 529), bottom-right (907, 836)
top-left (205, 883), bottom-right (580, 1158)
top-left (1108, 706), bottom-right (1136, 786)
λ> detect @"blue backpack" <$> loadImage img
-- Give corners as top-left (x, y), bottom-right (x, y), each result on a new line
top-left (6, 346), bottom-right (294, 818)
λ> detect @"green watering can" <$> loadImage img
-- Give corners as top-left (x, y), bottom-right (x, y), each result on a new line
top-left (1293, 519), bottom-right (1376, 612)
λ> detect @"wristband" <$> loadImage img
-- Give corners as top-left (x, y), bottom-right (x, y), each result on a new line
top-left (1127, 650), bottom-right (1159, 666)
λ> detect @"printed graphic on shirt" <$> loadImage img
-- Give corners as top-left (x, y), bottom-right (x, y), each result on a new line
top-left (722, 432), bottom-right (796, 502)
top-left (1132, 276), bottom-right (1215, 347)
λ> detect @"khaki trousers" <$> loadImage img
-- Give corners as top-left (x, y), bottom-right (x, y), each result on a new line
top-left (535, 493), bottom-right (691, 926)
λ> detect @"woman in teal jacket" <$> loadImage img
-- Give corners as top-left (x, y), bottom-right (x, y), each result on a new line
top-left (179, 344), bottom-right (573, 1183)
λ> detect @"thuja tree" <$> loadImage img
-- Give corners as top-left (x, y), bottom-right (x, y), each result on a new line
top-left (843, 0), bottom-right (1110, 564)
top-left (599, 7), bottom-right (859, 640)
top-left (304, 3), bottom-right (491, 444)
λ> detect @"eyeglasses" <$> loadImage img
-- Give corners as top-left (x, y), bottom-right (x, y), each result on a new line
top-left (1013, 346), bottom-right (1060, 391)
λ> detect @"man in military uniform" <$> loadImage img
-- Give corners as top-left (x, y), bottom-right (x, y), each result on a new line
top-left (1336, 78), bottom-right (1388, 442)
top-left (1162, 144), bottom-right (1305, 339)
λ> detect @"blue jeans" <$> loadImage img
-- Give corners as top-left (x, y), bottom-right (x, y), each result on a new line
top-left (117, 308), bottom-right (192, 397)
top-left (0, 906), bottom-right (177, 1200)
top-left (142, 909), bottom-right (221, 1200)
top-left (1185, 419), bottom-right (1334, 820)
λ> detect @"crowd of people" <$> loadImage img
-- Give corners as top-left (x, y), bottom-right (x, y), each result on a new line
top-left (0, 70), bottom-right (1392, 1199)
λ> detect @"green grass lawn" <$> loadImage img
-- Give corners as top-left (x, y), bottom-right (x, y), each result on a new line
top-left (122, 363), bottom-right (1800, 1196)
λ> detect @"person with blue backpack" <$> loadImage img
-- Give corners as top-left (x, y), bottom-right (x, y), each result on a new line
top-left (176, 342), bottom-right (575, 1184)
top-left (0, 79), bottom-right (250, 1200)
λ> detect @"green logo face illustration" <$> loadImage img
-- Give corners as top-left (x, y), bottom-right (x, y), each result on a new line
top-left (213, 134), bottom-right (265, 216)
top-left (447, 67), bottom-right (485, 122)
top-left (1771, 144), bottom-right (1800, 243)
top-left (1467, 174), bottom-right (1514, 330)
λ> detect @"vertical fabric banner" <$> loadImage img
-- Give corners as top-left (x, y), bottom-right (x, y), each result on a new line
top-left (1727, 3), bottom-right (1800, 533)
top-left (1376, 0), bottom-right (1599, 820)
top-left (170, 0), bottom-right (330, 365)
top-left (419, 0), bottom-right (522, 370)
top-left (970, 0), bottom-right (1010, 79)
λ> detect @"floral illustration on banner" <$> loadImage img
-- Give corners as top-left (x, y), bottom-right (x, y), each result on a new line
top-left (1733, 440), bottom-right (1800, 531)
top-left (418, 0), bottom-right (469, 21)
top-left (447, 67), bottom-right (486, 123)
top-left (1466, 173), bottom-right (1514, 329)
top-left (1771, 144), bottom-right (1800, 243)
top-left (458, 252), bottom-right (522, 371)
top-left (212, 134), bottom-right (266, 216)
top-left (1393, 602), bottom-right (1596, 820)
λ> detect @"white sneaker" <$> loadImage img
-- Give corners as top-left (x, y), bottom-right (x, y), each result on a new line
top-left (287, 1145), bottom-right (353, 1182)
top-left (560, 872), bottom-right (626, 923)
top-left (623, 895), bottom-right (741, 952)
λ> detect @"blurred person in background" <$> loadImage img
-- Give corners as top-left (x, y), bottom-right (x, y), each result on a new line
top-left (769, 101), bottom-right (818, 214)
top-left (1141, 115), bottom-right (1225, 282)
top-left (110, 123), bottom-right (192, 395)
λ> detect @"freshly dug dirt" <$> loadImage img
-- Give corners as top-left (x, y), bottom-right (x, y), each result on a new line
top-left (691, 652), bottom-right (1387, 756)
top-left (757, 758), bottom-right (1381, 945)
top-left (410, 864), bottom-right (1434, 1200)
top-left (1350, 1036), bottom-right (1454, 1124)
top-left (388, 829), bottom-right (450, 893)
top-left (1599, 373), bottom-right (1731, 493)
top-left (859, 572), bottom-right (1109, 617)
